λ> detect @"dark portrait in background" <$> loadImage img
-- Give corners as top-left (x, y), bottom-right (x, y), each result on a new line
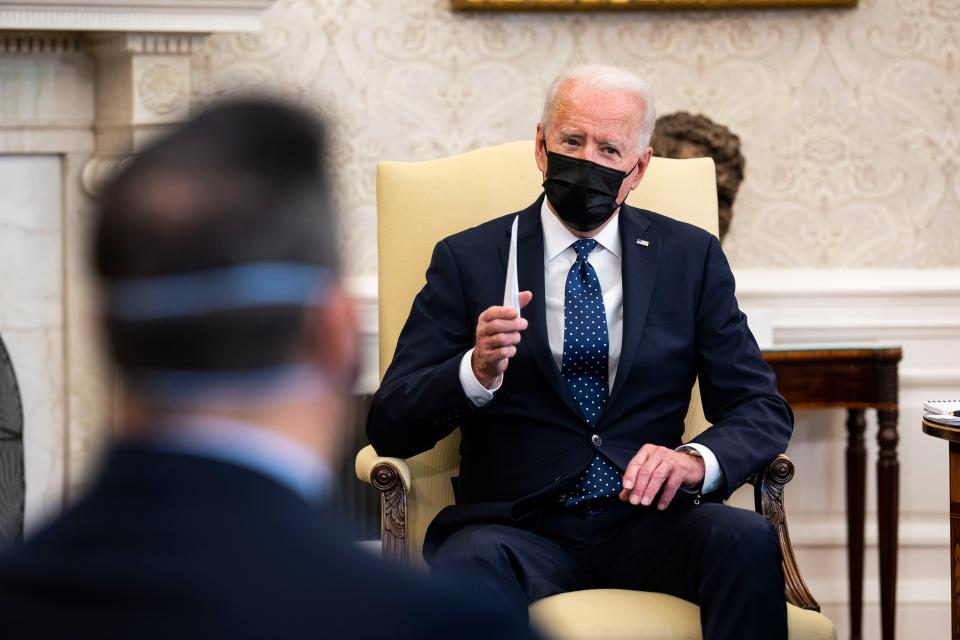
top-left (0, 335), bottom-right (23, 548)
top-left (650, 112), bottom-right (746, 242)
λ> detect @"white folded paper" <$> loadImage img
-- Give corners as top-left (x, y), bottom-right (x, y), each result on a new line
top-left (502, 215), bottom-right (520, 311)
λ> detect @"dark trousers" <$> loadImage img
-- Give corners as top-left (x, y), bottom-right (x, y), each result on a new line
top-left (430, 500), bottom-right (787, 640)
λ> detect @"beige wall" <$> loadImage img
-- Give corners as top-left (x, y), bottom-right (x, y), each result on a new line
top-left (194, 0), bottom-right (958, 277)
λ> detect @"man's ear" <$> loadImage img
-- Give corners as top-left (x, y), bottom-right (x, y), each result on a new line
top-left (303, 283), bottom-right (360, 390)
top-left (629, 146), bottom-right (653, 191)
top-left (535, 123), bottom-right (547, 176)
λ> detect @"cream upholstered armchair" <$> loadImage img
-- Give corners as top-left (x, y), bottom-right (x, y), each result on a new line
top-left (356, 141), bottom-right (836, 640)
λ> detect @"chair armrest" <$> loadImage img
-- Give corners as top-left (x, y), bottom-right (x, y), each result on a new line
top-left (355, 444), bottom-right (412, 492)
top-left (355, 445), bottom-right (410, 565)
top-left (750, 454), bottom-right (821, 611)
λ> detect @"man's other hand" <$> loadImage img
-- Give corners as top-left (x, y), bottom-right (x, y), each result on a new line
top-left (619, 445), bottom-right (706, 510)
top-left (471, 291), bottom-right (533, 388)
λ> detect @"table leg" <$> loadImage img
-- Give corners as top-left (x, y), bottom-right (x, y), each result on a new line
top-left (877, 407), bottom-right (899, 640)
top-left (846, 409), bottom-right (866, 640)
top-left (949, 442), bottom-right (959, 640)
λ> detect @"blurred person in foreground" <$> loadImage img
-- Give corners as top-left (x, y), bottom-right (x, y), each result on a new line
top-left (0, 99), bottom-right (538, 640)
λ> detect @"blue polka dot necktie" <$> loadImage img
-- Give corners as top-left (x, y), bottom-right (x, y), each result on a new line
top-left (562, 239), bottom-right (622, 507)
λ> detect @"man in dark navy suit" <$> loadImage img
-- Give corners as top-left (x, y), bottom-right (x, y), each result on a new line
top-left (0, 100), bottom-right (537, 639)
top-left (367, 65), bottom-right (794, 640)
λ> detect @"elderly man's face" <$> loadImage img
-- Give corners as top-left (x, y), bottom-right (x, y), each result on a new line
top-left (536, 80), bottom-right (652, 232)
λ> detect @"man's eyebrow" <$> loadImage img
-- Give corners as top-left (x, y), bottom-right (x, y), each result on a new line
top-left (557, 129), bottom-right (585, 140)
top-left (598, 136), bottom-right (627, 149)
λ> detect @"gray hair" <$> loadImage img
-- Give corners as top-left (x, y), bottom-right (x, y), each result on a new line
top-left (541, 64), bottom-right (657, 151)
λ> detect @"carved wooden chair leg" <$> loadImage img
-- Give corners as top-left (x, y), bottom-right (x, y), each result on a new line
top-left (753, 454), bottom-right (820, 611)
top-left (371, 461), bottom-right (408, 566)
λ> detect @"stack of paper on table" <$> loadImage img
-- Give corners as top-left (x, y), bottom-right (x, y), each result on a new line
top-left (923, 400), bottom-right (960, 426)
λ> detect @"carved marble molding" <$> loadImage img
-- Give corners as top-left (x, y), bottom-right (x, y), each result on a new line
top-left (0, 30), bottom-right (80, 53)
top-left (137, 61), bottom-right (188, 115)
top-left (0, 1), bottom-right (275, 33)
top-left (86, 32), bottom-right (205, 161)
top-left (80, 156), bottom-right (129, 198)
top-left (86, 32), bottom-right (207, 57)
top-left (82, 33), bottom-right (198, 190)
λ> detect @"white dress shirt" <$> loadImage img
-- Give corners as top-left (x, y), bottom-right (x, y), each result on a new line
top-left (458, 199), bottom-right (721, 494)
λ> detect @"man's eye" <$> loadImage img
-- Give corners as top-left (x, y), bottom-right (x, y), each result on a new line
top-left (562, 138), bottom-right (580, 146)
top-left (603, 147), bottom-right (620, 155)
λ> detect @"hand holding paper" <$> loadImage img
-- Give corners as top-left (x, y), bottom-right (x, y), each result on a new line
top-left (471, 216), bottom-right (532, 389)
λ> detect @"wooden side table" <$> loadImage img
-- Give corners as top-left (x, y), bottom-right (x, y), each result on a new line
top-left (763, 346), bottom-right (902, 640)
top-left (921, 416), bottom-right (960, 640)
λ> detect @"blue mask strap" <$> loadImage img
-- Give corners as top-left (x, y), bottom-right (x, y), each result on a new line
top-left (106, 262), bottom-right (333, 321)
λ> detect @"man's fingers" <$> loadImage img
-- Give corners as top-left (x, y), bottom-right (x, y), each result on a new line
top-left (491, 332), bottom-right (522, 348)
top-left (477, 333), bottom-right (522, 356)
top-left (621, 451), bottom-right (645, 492)
top-left (621, 444), bottom-right (655, 491)
top-left (479, 319), bottom-right (527, 337)
top-left (631, 452), bottom-right (668, 505)
top-left (640, 459), bottom-right (677, 506)
top-left (471, 299), bottom-right (528, 382)
top-left (657, 475), bottom-right (684, 511)
top-left (477, 297), bottom-right (532, 326)
top-left (477, 331), bottom-right (522, 349)
top-left (474, 342), bottom-right (518, 380)
top-left (487, 346), bottom-right (517, 360)
top-left (623, 447), bottom-right (700, 509)
top-left (478, 305), bottom-right (522, 324)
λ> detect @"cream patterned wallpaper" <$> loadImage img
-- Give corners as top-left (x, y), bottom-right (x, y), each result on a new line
top-left (192, 0), bottom-right (958, 275)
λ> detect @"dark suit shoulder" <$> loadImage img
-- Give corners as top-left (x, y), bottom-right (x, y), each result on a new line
top-left (626, 204), bottom-right (717, 250)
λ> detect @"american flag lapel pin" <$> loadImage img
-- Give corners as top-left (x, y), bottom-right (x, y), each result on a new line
top-left (636, 238), bottom-right (650, 247)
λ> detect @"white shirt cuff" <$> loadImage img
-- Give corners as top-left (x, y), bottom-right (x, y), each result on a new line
top-left (676, 443), bottom-right (722, 495)
top-left (459, 348), bottom-right (502, 407)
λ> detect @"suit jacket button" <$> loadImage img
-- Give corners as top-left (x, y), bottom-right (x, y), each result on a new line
top-left (591, 434), bottom-right (602, 447)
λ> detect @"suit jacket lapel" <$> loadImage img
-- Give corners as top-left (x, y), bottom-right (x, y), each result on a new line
top-left (607, 204), bottom-right (661, 409)
top-left (508, 196), bottom-right (584, 423)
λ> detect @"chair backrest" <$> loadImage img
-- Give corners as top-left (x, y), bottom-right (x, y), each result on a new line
top-left (377, 141), bottom-right (719, 564)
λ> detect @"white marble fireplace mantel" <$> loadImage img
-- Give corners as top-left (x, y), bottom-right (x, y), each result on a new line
top-left (1, 0), bottom-right (280, 166)
top-left (0, 1), bottom-right (275, 33)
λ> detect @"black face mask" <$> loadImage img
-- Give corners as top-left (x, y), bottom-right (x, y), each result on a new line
top-left (542, 143), bottom-right (639, 232)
